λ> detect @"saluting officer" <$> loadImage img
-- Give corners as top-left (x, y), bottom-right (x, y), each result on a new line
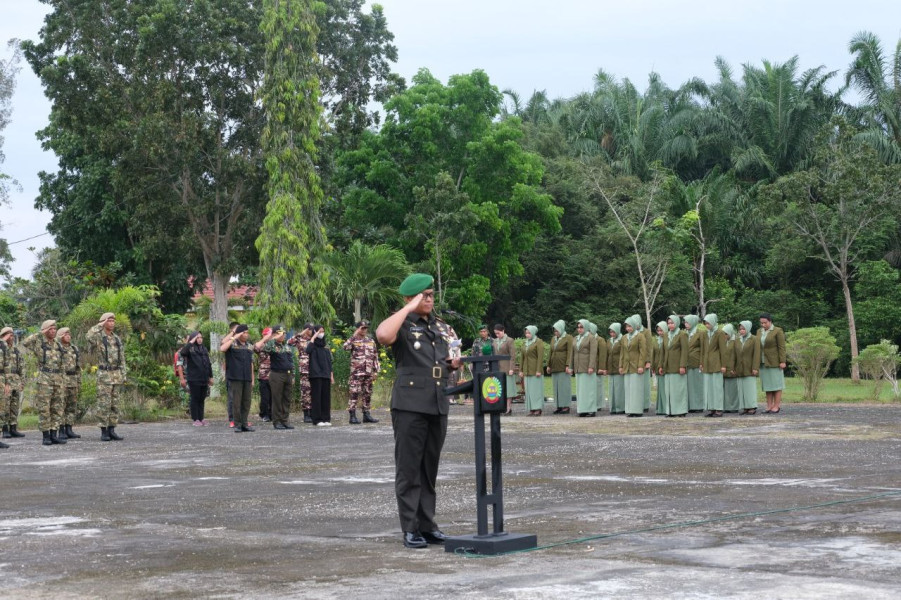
top-left (87, 312), bottom-right (127, 441)
top-left (376, 273), bottom-right (462, 549)
top-left (1, 327), bottom-right (26, 441)
top-left (22, 320), bottom-right (67, 445)
top-left (56, 327), bottom-right (82, 440)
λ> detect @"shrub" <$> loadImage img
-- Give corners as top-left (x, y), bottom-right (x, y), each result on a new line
top-left (854, 340), bottom-right (901, 401)
top-left (786, 327), bottom-right (840, 401)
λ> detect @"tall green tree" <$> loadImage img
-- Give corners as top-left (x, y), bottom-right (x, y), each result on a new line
top-left (846, 32), bottom-right (901, 164)
top-left (256, 0), bottom-right (333, 327)
top-left (325, 241), bottom-right (409, 324)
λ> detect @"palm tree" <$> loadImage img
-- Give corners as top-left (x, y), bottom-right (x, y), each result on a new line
top-left (846, 32), bottom-right (901, 163)
top-left (325, 241), bottom-right (410, 324)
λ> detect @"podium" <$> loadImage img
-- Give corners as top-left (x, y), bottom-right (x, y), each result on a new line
top-left (442, 354), bottom-right (538, 555)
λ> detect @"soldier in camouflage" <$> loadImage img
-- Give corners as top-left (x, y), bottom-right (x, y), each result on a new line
top-left (22, 320), bottom-right (67, 446)
top-left (290, 325), bottom-right (314, 423)
top-left (0, 327), bottom-right (10, 448)
top-left (1, 327), bottom-right (26, 441)
top-left (86, 312), bottom-right (126, 441)
top-left (56, 327), bottom-right (83, 440)
top-left (343, 320), bottom-right (381, 424)
top-left (255, 327), bottom-right (273, 422)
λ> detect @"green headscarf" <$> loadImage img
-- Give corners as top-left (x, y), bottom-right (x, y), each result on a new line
top-left (684, 314), bottom-right (700, 338)
top-left (588, 322), bottom-right (598, 335)
top-left (722, 323), bottom-right (735, 341)
top-left (656, 321), bottom-right (667, 347)
top-left (625, 315), bottom-right (642, 339)
top-left (575, 319), bottom-right (591, 349)
top-left (608, 322), bottom-right (622, 345)
top-left (525, 325), bottom-right (538, 347)
top-left (667, 314), bottom-right (681, 343)
top-left (552, 320), bottom-right (566, 336)
top-left (704, 313), bottom-right (719, 339)
top-left (630, 314), bottom-right (645, 332)
top-left (740, 320), bottom-right (753, 345)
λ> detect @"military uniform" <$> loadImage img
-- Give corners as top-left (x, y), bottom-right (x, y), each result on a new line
top-left (572, 319), bottom-right (598, 415)
top-left (661, 316), bottom-right (689, 416)
top-left (22, 328), bottom-right (66, 437)
top-left (86, 319), bottom-right (126, 436)
top-left (254, 345), bottom-right (272, 421)
top-left (546, 321), bottom-right (573, 412)
top-left (736, 320), bottom-right (761, 412)
top-left (291, 337), bottom-right (312, 412)
top-left (520, 326), bottom-right (544, 413)
top-left (343, 334), bottom-right (380, 414)
top-left (58, 333), bottom-right (82, 435)
top-left (620, 315), bottom-right (647, 416)
top-left (607, 324), bottom-right (625, 413)
top-left (1, 333), bottom-right (26, 438)
top-left (263, 336), bottom-right (296, 428)
top-left (701, 314), bottom-right (727, 414)
top-left (685, 315), bottom-right (706, 412)
top-left (391, 311), bottom-right (455, 536)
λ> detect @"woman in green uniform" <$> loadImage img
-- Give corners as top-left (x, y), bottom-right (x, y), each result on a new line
top-left (722, 323), bottom-right (739, 413)
top-left (587, 322), bottom-right (600, 413)
top-left (701, 313), bottom-right (726, 417)
top-left (572, 319), bottom-right (598, 417)
top-left (684, 315), bottom-right (706, 413)
top-left (493, 325), bottom-right (516, 415)
top-left (595, 323), bottom-right (609, 412)
top-left (608, 323), bottom-right (624, 414)
top-left (546, 320), bottom-right (573, 414)
top-left (520, 326), bottom-right (545, 416)
top-left (654, 321), bottom-right (667, 415)
top-left (757, 313), bottom-right (787, 414)
top-left (620, 315), bottom-right (647, 417)
top-left (662, 315), bottom-right (688, 417)
top-left (736, 320), bottom-right (761, 415)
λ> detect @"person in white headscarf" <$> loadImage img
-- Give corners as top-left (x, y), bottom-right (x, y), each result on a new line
top-left (546, 320), bottom-right (573, 414)
top-left (661, 315), bottom-right (688, 417)
top-left (736, 320), bottom-right (761, 415)
top-left (722, 323), bottom-right (740, 413)
top-left (620, 315), bottom-right (647, 417)
top-left (572, 319), bottom-right (598, 417)
top-left (520, 326), bottom-right (545, 416)
top-left (607, 323), bottom-right (625, 414)
top-left (684, 315), bottom-right (705, 412)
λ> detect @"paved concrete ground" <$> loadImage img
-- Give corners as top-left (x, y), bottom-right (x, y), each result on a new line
top-left (1, 403), bottom-right (900, 599)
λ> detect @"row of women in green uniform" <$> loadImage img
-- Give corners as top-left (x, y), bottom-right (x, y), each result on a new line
top-left (516, 313), bottom-right (788, 417)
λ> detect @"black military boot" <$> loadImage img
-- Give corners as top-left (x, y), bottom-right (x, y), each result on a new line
top-left (303, 409), bottom-right (313, 423)
top-left (0, 439), bottom-right (8, 449)
top-left (57, 425), bottom-right (69, 440)
top-left (349, 410), bottom-right (361, 425)
top-left (50, 429), bottom-right (67, 444)
top-left (362, 411), bottom-right (379, 424)
top-left (65, 425), bottom-right (81, 439)
top-left (100, 427), bottom-right (111, 442)
top-left (2, 425), bottom-right (9, 438)
top-left (9, 425), bottom-right (25, 438)
top-left (108, 426), bottom-right (124, 441)
top-left (42, 430), bottom-right (53, 446)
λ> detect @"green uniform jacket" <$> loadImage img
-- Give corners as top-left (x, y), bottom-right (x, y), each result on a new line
top-left (663, 331), bottom-right (689, 374)
top-left (3, 340), bottom-right (24, 389)
top-left (22, 333), bottom-right (65, 380)
top-left (607, 338), bottom-right (623, 373)
top-left (572, 333), bottom-right (597, 373)
top-left (723, 339), bottom-right (737, 378)
top-left (546, 334), bottom-right (573, 374)
top-left (687, 329), bottom-right (705, 369)
top-left (86, 324), bottom-right (126, 385)
top-left (494, 335), bottom-right (515, 373)
top-left (596, 336), bottom-right (610, 374)
top-left (641, 328), bottom-right (654, 367)
top-left (702, 329), bottom-right (728, 372)
top-left (620, 333), bottom-right (647, 374)
top-left (520, 339), bottom-right (544, 376)
top-left (390, 314), bottom-right (455, 415)
top-left (758, 326), bottom-right (787, 367)
top-left (651, 339), bottom-right (664, 373)
top-left (59, 343), bottom-right (81, 388)
top-left (735, 335), bottom-right (761, 377)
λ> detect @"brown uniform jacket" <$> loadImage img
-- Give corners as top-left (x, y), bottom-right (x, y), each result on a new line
top-left (520, 339), bottom-right (544, 376)
top-left (758, 326), bottom-right (787, 367)
top-left (702, 329), bottom-right (728, 372)
top-left (595, 336), bottom-right (610, 374)
top-left (390, 314), bottom-right (455, 415)
top-left (687, 329), bottom-right (705, 369)
top-left (663, 330), bottom-right (689, 374)
top-left (546, 334), bottom-right (573, 374)
top-left (723, 339), bottom-right (738, 378)
top-left (607, 338), bottom-right (623, 374)
top-left (619, 333), bottom-right (647, 375)
top-left (735, 335), bottom-right (762, 377)
top-left (571, 334), bottom-right (597, 373)
top-left (494, 335), bottom-right (515, 373)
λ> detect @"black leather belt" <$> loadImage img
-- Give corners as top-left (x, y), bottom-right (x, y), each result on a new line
top-left (41, 368), bottom-right (61, 374)
top-left (98, 365), bottom-right (121, 371)
top-left (396, 366), bottom-right (445, 379)
top-left (66, 370), bottom-right (78, 375)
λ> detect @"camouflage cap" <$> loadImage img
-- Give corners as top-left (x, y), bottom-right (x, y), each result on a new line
top-left (99, 312), bottom-right (116, 324)
top-left (398, 273), bottom-right (434, 296)
top-left (56, 327), bottom-right (71, 338)
top-left (41, 319), bottom-right (57, 332)
top-left (0, 326), bottom-right (13, 337)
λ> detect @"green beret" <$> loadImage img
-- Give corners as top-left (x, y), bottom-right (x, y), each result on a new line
top-left (398, 273), bottom-right (434, 296)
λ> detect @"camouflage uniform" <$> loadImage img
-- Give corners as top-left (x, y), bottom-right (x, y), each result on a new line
top-left (2, 340), bottom-right (24, 428)
top-left (22, 332), bottom-right (66, 432)
top-left (343, 335), bottom-right (380, 411)
top-left (0, 339), bottom-right (8, 427)
top-left (290, 337), bottom-right (312, 410)
top-left (59, 341), bottom-right (82, 427)
top-left (86, 323), bottom-right (126, 427)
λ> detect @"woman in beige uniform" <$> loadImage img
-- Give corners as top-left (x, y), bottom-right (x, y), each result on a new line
top-left (546, 320), bottom-right (573, 414)
top-left (520, 326), bottom-right (545, 416)
top-left (620, 315), bottom-right (647, 417)
top-left (572, 319), bottom-right (598, 417)
top-left (608, 323), bottom-right (624, 414)
top-left (736, 320), bottom-right (761, 415)
top-left (684, 315), bottom-right (706, 413)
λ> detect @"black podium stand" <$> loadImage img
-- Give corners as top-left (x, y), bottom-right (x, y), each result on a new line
top-left (442, 354), bottom-right (537, 555)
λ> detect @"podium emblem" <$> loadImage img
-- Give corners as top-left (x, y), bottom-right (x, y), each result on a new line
top-left (481, 377), bottom-right (502, 405)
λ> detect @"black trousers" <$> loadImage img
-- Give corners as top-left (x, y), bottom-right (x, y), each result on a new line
top-left (391, 409), bottom-right (447, 533)
top-left (188, 382), bottom-right (208, 422)
top-left (227, 380), bottom-right (253, 427)
top-left (310, 378), bottom-right (331, 424)
top-left (258, 379), bottom-right (271, 419)
top-left (269, 371), bottom-right (293, 426)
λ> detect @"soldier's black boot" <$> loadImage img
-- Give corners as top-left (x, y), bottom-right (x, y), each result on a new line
top-left (303, 409), bottom-right (312, 423)
top-left (66, 425), bottom-right (81, 439)
top-left (108, 426), bottom-right (124, 441)
top-left (0, 439), bottom-right (8, 449)
top-left (100, 427), bottom-right (111, 442)
top-left (362, 411), bottom-right (379, 424)
top-left (9, 425), bottom-right (25, 438)
top-left (57, 426), bottom-right (69, 440)
top-left (1, 425), bottom-right (9, 438)
top-left (42, 430), bottom-right (53, 446)
top-left (349, 410), bottom-right (361, 425)
top-left (49, 429), bottom-right (67, 444)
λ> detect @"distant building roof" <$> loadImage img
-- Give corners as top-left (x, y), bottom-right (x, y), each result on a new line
top-left (189, 278), bottom-right (258, 306)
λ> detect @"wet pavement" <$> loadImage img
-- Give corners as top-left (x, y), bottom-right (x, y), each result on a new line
top-left (1, 403), bottom-right (900, 599)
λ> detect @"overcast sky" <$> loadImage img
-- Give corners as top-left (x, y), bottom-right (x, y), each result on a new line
top-left (1, 0), bottom-right (899, 280)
